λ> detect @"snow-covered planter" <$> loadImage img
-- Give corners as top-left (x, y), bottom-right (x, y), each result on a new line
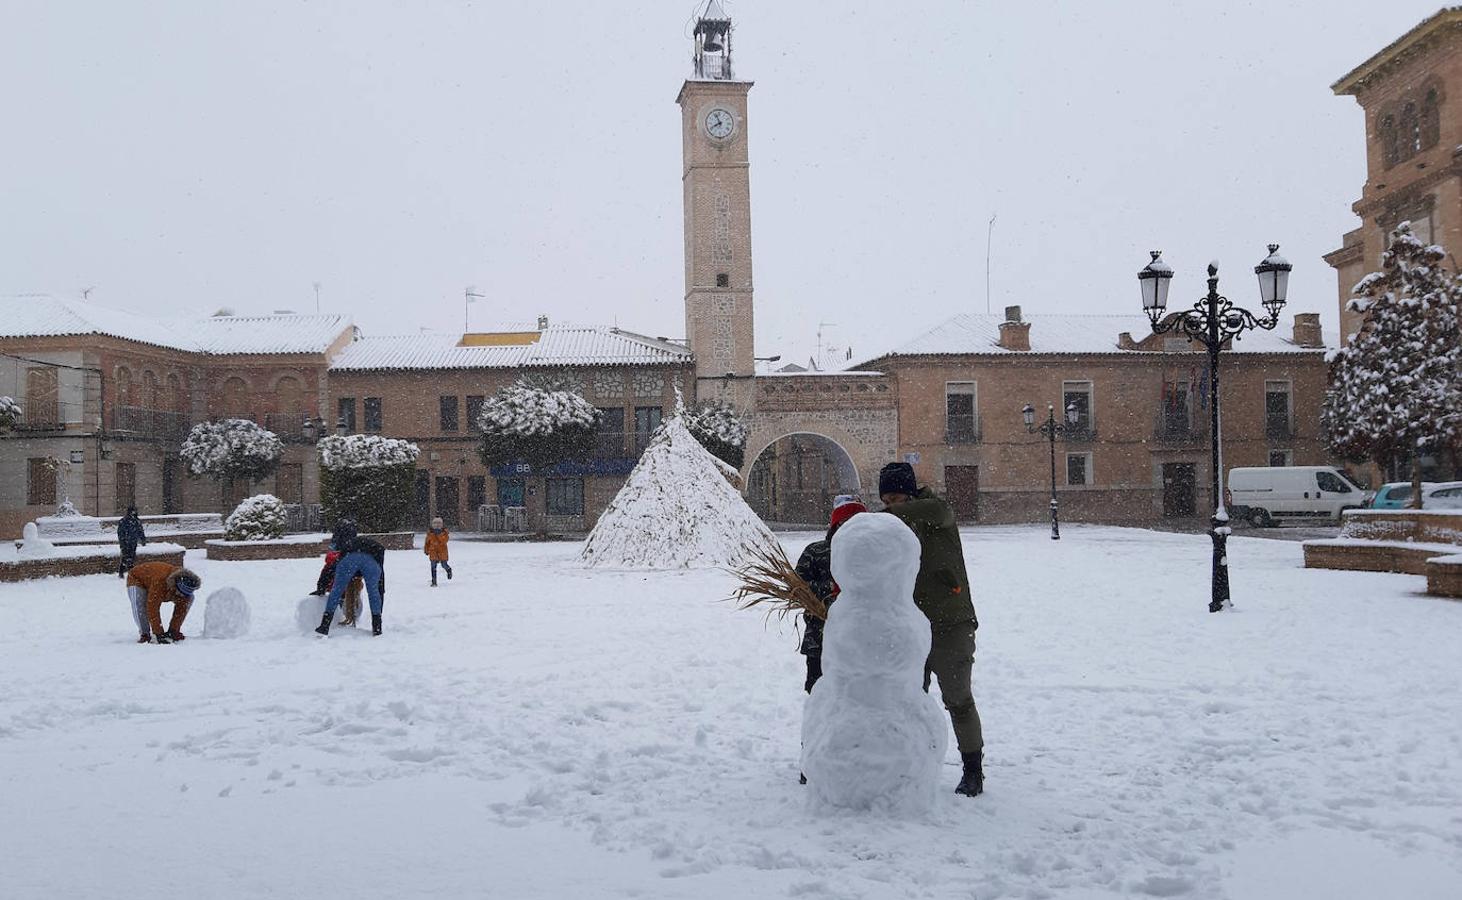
top-left (0, 395), bottom-right (20, 431)
top-left (476, 380), bottom-right (599, 470)
top-left (180, 419), bottom-right (284, 482)
top-left (580, 414), bottom-right (779, 569)
top-left (224, 494), bottom-right (287, 541)
top-left (318, 434), bottom-right (420, 533)
top-left (683, 401), bottom-right (748, 469)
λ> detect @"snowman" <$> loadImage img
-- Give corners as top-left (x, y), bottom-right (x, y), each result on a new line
top-left (800, 512), bottom-right (949, 815)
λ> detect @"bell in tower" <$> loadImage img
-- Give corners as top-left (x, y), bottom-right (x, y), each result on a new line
top-left (693, 0), bottom-right (733, 79)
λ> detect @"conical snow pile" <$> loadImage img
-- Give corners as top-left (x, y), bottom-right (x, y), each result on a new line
top-left (580, 415), bottom-right (778, 570)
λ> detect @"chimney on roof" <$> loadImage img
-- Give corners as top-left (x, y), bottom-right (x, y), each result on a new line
top-left (537, 315), bottom-right (549, 330)
top-left (1291, 312), bottom-right (1323, 348)
top-left (998, 305), bottom-right (1030, 351)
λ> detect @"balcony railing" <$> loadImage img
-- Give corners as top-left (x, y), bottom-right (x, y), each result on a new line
top-left (944, 416), bottom-right (981, 444)
top-left (263, 414), bottom-right (310, 441)
top-left (594, 433), bottom-right (627, 459)
top-left (1265, 418), bottom-right (1296, 440)
top-left (1062, 421), bottom-right (1098, 443)
top-left (12, 398), bottom-right (64, 431)
top-left (1153, 417), bottom-right (1204, 445)
top-left (113, 406), bottom-right (190, 439)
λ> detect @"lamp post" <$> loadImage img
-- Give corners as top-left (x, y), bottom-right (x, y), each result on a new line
top-left (1023, 401), bottom-right (1081, 540)
top-left (1138, 245), bottom-right (1291, 612)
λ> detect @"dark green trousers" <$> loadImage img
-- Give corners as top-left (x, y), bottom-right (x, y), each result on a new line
top-left (924, 620), bottom-right (983, 754)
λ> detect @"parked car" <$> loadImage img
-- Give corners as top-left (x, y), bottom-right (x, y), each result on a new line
top-left (1228, 466), bottom-right (1368, 527)
top-left (1370, 482), bottom-right (1437, 509)
top-left (1420, 481), bottom-right (1462, 510)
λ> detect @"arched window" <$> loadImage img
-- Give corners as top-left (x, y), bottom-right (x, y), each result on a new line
top-left (1401, 102), bottom-right (1420, 157)
top-left (1380, 114), bottom-right (1399, 168)
top-left (1421, 88), bottom-right (1441, 150)
top-left (142, 370), bottom-right (159, 408)
top-left (115, 366), bottom-right (134, 407)
top-left (167, 373), bottom-right (185, 414)
top-left (222, 376), bottom-right (250, 419)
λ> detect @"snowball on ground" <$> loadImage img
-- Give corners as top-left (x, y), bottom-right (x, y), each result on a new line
top-left (802, 513), bottom-right (947, 815)
top-left (579, 416), bottom-right (778, 569)
top-left (203, 587), bottom-right (251, 639)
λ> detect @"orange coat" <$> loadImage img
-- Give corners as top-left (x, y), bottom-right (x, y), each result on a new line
top-left (424, 529), bottom-right (450, 562)
top-left (126, 561), bottom-right (191, 635)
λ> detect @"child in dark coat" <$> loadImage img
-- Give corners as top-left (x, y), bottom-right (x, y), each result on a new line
top-left (117, 506), bottom-right (147, 578)
top-left (795, 497), bottom-right (867, 693)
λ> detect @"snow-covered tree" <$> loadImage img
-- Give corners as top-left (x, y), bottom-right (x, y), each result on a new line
top-left (1322, 222), bottom-right (1462, 503)
top-left (224, 494), bottom-right (287, 541)
top-left (180, 419), bottom-right (284, 482)
top-left (683, 401), bottom-right (748, 469)
top-left (0, 395), bottom-right (20, 431)
top-left (318, 433), bottom-right (420, 532)
top-left (476, 379), bottom-right (599, 470)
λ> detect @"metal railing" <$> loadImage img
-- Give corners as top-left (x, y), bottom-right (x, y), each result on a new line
top-left (1153, 416), bottom-right (1204, 445)
top-left (113, 406), bottom-right (190, 439)
top-left (1265, 418), bottom-right (1295, 440)
top-left (1061, 421), bottom-right (1098, 443)
top-left (944, 416), bottom-right (981, 444)
top-left (12, 398), bottom-right (64, 430)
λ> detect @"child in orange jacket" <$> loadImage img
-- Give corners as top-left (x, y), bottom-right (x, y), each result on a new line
top-left (424, 517), bottom-right (452, 586)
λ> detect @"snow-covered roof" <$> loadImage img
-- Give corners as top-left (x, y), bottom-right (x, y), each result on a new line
top-left (864, 313), bottom-right (1332, 362)
top-left (329, 326), bottom-right (694, 372)
top-left (0, 297), bottom-right (352, 356)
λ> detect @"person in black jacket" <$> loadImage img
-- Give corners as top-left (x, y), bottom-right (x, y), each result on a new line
top-left (315, 519), bottom-right (388, 637)
top-left (117, 506), bottom-right (147, 578)
top-left (795, 497), bottom-right (867, 693)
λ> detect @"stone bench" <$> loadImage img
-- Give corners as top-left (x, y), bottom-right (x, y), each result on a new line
top-left (1302, 539), bottom-right (1459, 576)
top-left (1427, 554), bottom-right (1462, 600)
top-left (0, 543), bottom-right (186, 583)
top-left (205, 531), bottom-right (415, 561)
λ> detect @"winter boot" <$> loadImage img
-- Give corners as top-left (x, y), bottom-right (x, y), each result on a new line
top-left (445, 564), bottom-right (452, 580)
top-left (314, 612), bottom-right (332, 637)
top-left (166, 629), bottom-right (186, 642)
top-left (371, 614), bottom-right (382, 637)
top-left (137, 633), bottom-right (152, 644)
top-left (431, 578), bottom-right (437, 587)
top-left (155, 632), bottom-right (173, 645)
top-left (955, 751), bottom-right (984, 797)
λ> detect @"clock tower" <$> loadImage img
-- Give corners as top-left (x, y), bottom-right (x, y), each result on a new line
top-left (677, 1), bottom-right (755, 409)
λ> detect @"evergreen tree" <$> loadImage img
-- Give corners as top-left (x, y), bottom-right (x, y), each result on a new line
top-left (318, 434), bottom-right (420, 532)
top-left (179, 419), bottom-right (284, 502)
top-left (1322, 223), bottom-right (1462, 504)
top-left (475, 379), bottom-right (599, 470)
top-left (682, 401), bottom-right (748, 469)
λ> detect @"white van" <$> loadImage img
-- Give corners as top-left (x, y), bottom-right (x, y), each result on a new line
top-left (1227, 466), bottom-right (1368, 527)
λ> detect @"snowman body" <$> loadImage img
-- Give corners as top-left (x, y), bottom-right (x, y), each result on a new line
top-left (800, 512), bottom-right (949, 815)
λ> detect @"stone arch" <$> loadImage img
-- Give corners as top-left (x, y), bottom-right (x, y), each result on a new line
top-left (743, 430), bottom-right (861, 525)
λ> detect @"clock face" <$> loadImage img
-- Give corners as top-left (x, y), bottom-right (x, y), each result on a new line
top-left (704, 107), bottom-right (735, 140)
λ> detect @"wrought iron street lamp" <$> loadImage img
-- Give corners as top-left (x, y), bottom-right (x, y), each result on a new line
top-left (1023, 401), bottom-right (1081, 541)
top-left (1138, 245), bottom-right (1291, 612)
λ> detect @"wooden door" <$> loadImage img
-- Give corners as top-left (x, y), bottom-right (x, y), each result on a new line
top-left (945, 465), bottom-right (980, 522)
top-left (1163, 463), bottom-right (1197, 518)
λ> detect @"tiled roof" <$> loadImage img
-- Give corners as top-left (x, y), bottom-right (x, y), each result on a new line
top-left (865, 313), bottom-right (1332, 362)
top-left (329, 326), bottom-right (693, 371)
top-left (0, 297), bottom-right (352, 355)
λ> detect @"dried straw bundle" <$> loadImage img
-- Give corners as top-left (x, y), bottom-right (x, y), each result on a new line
top-left (726, 543), bottom-right (826, 624)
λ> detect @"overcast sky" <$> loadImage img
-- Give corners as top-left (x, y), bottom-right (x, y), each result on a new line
top-left (0, 1), bottom-right (1439, 364)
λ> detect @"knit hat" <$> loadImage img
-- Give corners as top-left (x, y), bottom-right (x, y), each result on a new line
top-left (431, 517), bottom-right (444, 530)
top-left (828, 499), bottom-right (867, 531)
top-left (878, 462), bottom-right (918, 497)
top-left (171, 568), bottom-right (201, 598)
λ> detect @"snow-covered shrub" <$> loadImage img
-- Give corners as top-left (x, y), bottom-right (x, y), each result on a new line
top-left (1322, 222), bottom-right (1462, 484)
top-left (476, 379), bottom-right (599, 470)
top-left (683, 401), bottom-right (748, 469)
top-left (318, 434), bottom-right (420, 533)
top-left (180, 419), bottom-right (283, 482)
top-left (224, 493), bottom-right (287, 541)
top-left (0, 395), bottom-right (20, 431)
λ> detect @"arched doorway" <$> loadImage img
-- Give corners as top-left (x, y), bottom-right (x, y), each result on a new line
top-left (745, 432), bottom-right (860, 526)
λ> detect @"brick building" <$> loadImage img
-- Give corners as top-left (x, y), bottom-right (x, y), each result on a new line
top-left (854, 307), bottom-right (1331, 525)
top-left (325, 324), bottom-right (694, 532)
top-left (0, 298), bottom-right (351, 537)
top-left (1326, 7), bottom-right (1462, 342)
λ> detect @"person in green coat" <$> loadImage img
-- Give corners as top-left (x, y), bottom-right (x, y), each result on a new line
top-left (879, 461), bottom-right (984, 797)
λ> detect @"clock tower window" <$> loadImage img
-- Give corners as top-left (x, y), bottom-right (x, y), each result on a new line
top-left (716, 273), bottom-right (730, 288)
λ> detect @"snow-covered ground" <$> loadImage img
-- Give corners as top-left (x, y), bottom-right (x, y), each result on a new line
top-left (1, 526), bottom-right (1459, 900)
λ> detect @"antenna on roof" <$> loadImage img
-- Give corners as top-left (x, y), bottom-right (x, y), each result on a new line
top-left (986, 213), bottom-right (996, 315)
top-left (81, 286), bottom-right (95, 301)
top-left (312, 281), bottom-right (322, 314)
top-left (464, 285), bottom-right (485, 333)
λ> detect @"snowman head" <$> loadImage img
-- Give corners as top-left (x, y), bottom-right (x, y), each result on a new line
top-left (828, 512), bottom-right (921, 604)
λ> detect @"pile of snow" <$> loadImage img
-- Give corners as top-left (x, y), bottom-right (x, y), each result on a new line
top-left (474, 382), bottom-right (597, 435)
top-left (317, 433), bottom-right (420, 469)
top-left (802, 513), bottom-right (947, 815)
top-left (202, 587), bottom-right (251, 639)
top-left (580, 415), bottom-right (777, 569)
top-left (295, 594), bottom-right (359, 633)
top-left (224, 494), bottom-right (287, 541)
top-left (179, 418), bottom-right (283, 478)
top-left (16, 522), bottom-right (55, 558)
